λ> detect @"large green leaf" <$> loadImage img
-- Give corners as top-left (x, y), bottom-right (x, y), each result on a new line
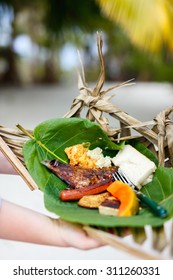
top-left (44, 166), bottom-right (173, 227)
top-left (23, 117), bottom-right (173, 228)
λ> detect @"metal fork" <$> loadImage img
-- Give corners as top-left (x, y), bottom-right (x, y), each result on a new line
top-left (113, 169), bottom-right (168, 218)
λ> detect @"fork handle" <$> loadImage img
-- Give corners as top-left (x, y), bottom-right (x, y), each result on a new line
top-left (136, 192), bottom-right (168, 218)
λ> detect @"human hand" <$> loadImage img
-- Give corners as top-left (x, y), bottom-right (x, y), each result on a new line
top-left (51, 218), bottom-right (105, 250)
top-left (0, 199), bottom-right (104, 250)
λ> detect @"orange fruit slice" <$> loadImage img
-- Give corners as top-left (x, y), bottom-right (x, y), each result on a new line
top-left (107, 180), bottom-right (139, 216)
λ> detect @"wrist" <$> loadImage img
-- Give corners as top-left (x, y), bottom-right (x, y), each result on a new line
top-left (49, 218), bottom-right (69, 247)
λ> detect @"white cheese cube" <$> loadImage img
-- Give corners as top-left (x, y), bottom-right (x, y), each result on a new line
top-left (112, 145), bottom-right (156, 189)
top-left (87, 147), bottom-right (112, 168)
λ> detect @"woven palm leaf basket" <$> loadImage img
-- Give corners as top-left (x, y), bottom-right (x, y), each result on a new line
top-left (0, 33), bottom-right (173, 260)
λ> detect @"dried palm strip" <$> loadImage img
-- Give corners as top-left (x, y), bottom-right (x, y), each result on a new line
top-left (113, 135), bottom-right (143, 142)
top-left (165, 119), bottom-right (173, 166)
top-left (155, 112), bottom-right (167, 166)
top-left (0, 136), bottom-right (25, 148)
top-left (0, 136), bottom-right (37, 190)
top-left (64, 34), bottom-right (158, 146)
top-left (0, 126), bottom-right (31, 138)
top-left (10, 147), bottom-right (24, 160)
top-left (120, 121), bottom-right (131, 138)
top-left (120, 120), bottom-right (156, 130)
top-left (131, 227), bottom-right (147, 245)
top-left (152, 225), bottom-right (168, 252)
top-left (109, 110), bottom-right (158, 144)
top-left (84, 226), bottom-right (162, 260)
top-left (154, 106), bottom-right (173, 166)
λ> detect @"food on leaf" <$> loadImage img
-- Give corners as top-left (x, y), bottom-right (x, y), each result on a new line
top-left (42, 159), bottom-right (117, 189)
top-left (42, 142), bottom-right (156, 217)
top-left (107, 180), bottom-right (139, 216)
top-left (65, 143), bottom-right (112, 168)
top-left (78, 192), bottom-right (110, 208)
top-left (99, 196), bottom-right (121, 216)
top-left (112, 145), bottom-right (156, 189)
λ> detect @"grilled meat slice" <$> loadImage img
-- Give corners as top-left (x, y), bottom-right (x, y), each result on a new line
top-left (42, 159), bottom-right (117, 189)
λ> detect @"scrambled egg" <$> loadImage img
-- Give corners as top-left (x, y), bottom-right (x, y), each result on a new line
top-left (65, 143), bottom-right (112, 168)
top-left (65, 143), bottom-right (97, 168)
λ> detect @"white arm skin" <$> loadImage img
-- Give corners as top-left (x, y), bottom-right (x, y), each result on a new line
top-left (0, 200), bottom-right (103, 250)
top-left (0, 153), bottom-right (104, 250)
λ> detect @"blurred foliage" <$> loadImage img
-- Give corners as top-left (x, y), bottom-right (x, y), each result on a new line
top-left (43, 0), bottom-right (111, 35)
top-left (0, 0), bottom-right (173, 85)
top-left (97, 0), bottom-right (173, 53)
top-left (103, 27), bottom-right (173, 82)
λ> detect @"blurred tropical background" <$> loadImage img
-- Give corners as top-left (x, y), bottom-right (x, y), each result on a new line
top-left (0, 0), bottom-right (173, 86)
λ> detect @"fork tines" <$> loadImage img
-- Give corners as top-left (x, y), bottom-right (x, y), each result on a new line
top-left (113, 169), bottom-right (134, 188)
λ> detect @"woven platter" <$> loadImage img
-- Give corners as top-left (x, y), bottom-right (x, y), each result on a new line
top-left (0, 33), bottom-right (173, 260)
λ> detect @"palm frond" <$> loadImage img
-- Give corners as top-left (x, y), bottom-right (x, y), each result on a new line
top-left (97, 0), bottom-right (173, 52)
